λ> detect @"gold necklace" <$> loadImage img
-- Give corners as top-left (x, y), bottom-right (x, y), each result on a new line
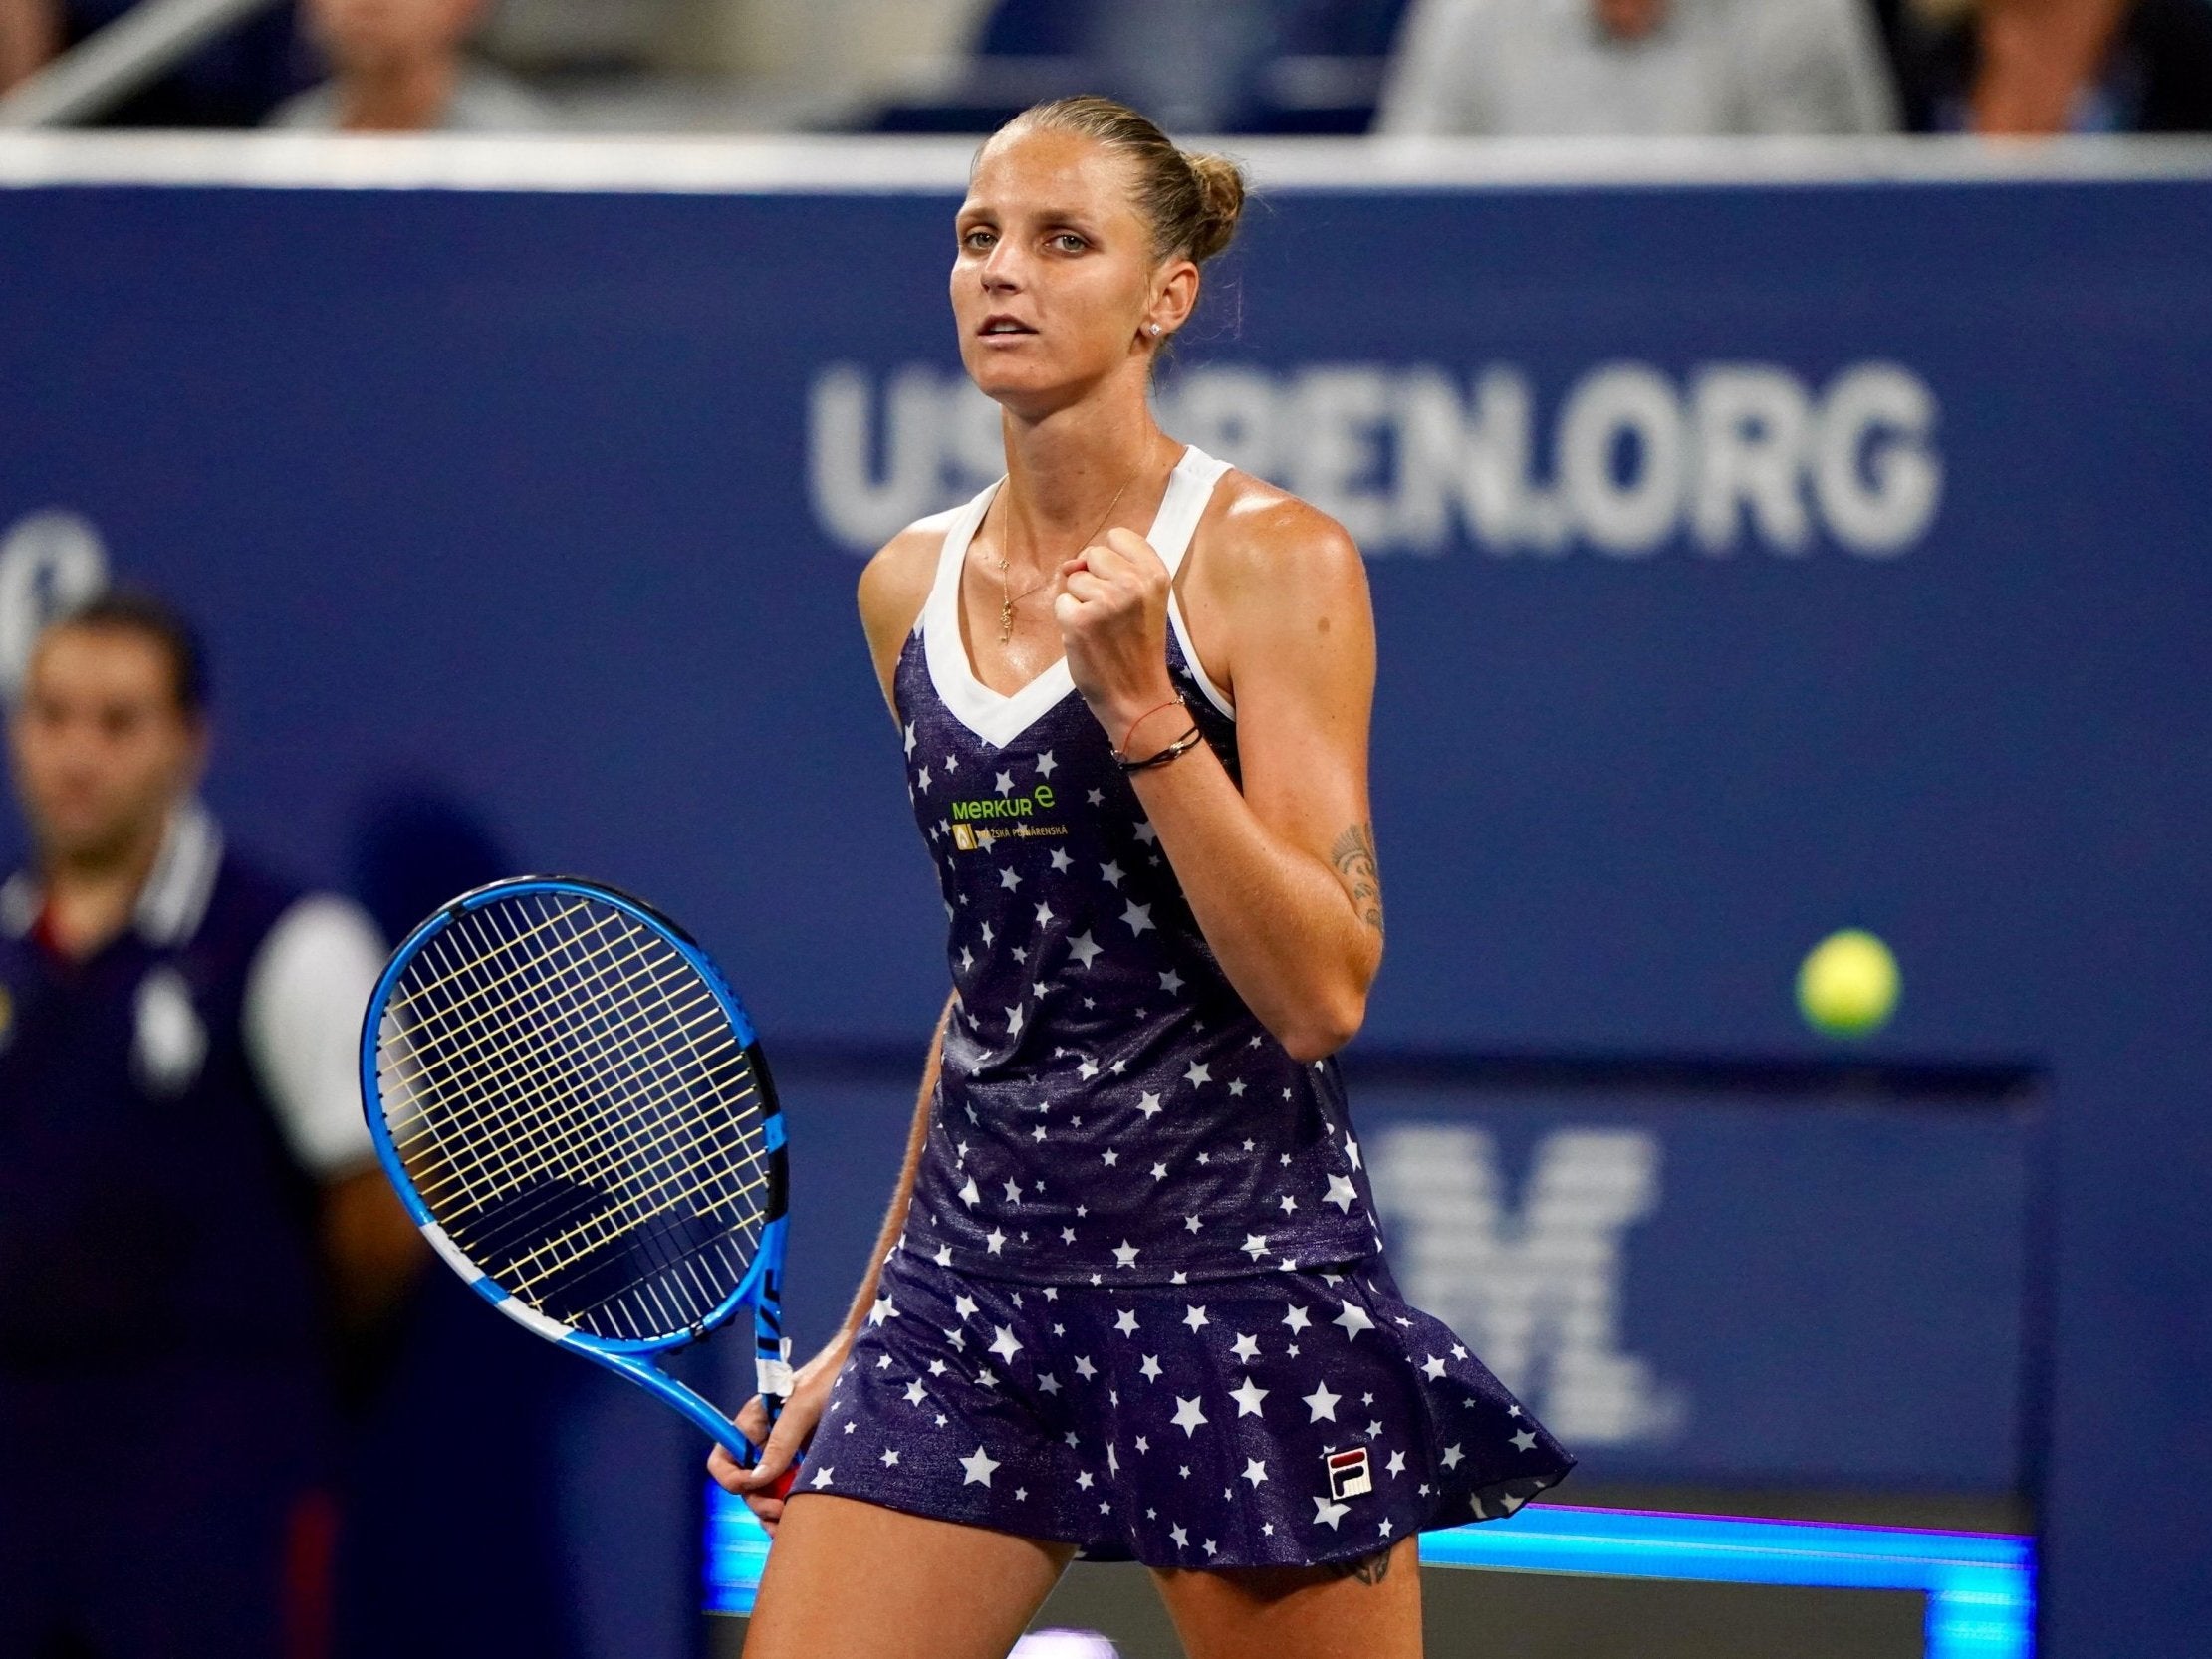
top-left (989, 450), bottom-right (1154, 644)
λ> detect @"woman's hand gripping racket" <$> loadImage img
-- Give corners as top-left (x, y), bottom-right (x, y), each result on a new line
top-left (361, 876), bottom-right (799, 1497)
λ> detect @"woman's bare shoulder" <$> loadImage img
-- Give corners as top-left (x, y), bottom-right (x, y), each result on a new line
top-left (1192, 467), bottom-right (1368, 597)
top-left (859, 507), bottom-right (960, 654)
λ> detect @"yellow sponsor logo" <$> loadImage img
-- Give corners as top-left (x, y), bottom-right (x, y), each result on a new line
top-left (946, 785), bottom-right (1068, 851)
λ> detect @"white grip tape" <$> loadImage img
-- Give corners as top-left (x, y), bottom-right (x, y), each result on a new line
top-left (496, 1294), bottom-right (574, 1343)
top-left (423, 1224), bottom-right (573, 1343)
top-left (420, 1221), bottom-right (484, 1286)
top-left (757, 1356), bottom-right (796, 1400)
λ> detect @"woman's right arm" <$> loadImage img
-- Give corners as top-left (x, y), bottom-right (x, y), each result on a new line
top-left (705, 519), bottom-right (947, 1527)
top-left (709, 996), bottom-right (952, 1526)
top-left (836, 994), bottom-right (953, 1328)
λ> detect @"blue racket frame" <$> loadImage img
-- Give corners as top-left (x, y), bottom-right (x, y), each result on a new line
top-left (360, 876), bottom-right (791, 1464)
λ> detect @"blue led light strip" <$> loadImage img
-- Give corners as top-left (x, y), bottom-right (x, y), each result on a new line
top-left (1417, 1505), bottom-right (2035, 1658)
top-left (704, 1494), bottom-right (2035, 1658)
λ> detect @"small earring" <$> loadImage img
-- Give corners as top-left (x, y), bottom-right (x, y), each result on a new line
top-left (1149, 324), bottom-right (1163, 337)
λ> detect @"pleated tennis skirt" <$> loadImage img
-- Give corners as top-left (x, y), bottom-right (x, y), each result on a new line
top-left (791, 1247), bottom-right (1574, 1569)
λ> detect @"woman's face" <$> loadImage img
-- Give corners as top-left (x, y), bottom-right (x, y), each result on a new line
top-left (951, 126), bottom-right (1175, 417)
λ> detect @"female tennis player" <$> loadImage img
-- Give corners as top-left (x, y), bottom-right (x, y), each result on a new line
top-left (711, 96), bottom-right (1572, 1658)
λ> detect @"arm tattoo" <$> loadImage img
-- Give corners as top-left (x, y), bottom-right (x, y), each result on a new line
top-left (1330, 822), bottom-right (1384, 938)
top-left (1331, 1547), bottom-right (1393, 1586)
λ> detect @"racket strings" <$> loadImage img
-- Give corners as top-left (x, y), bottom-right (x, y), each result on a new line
top-left (529, 905), bottom-right (776, 1311)
top-left (389, 911), bottom-right (738, 1215)
top-left (391, 903), bottom-right (744, 1220)
top-left (461, 907), bottom-right (772, 1261)
top-left (388, 902), bottom-right (683, 1141)
top-left (386, 910), bottom-right (703, 1220)
top-left (399, 901), bottom-right (762, 1260)
top-left (375, 891), bottom-right (771, 1340)
top-left (389, 901), bottom-right (765, 1336)
top-left (379, 903), bottom-right (651, 1201)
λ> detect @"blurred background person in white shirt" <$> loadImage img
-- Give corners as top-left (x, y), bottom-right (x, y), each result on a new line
top-left (1378, 0), bottom-right (1899, 135)
top-left (269, 0), bottom-right (549, 130)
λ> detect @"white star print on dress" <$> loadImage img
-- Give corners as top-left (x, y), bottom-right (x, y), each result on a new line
top-left (898, 615), bottom-right (1384, 1285)
top-left (846, 453), bottom-right (1570, 1567)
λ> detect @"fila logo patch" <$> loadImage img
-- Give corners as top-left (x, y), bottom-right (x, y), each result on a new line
top-left (1326, 1447), bottom-right (1372, 1501)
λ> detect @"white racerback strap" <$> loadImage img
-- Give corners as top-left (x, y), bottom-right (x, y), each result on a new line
top-left (1156, 448), bottom-right (1235, 719)
top-left (1150, 446), bottom-right (1232, 579)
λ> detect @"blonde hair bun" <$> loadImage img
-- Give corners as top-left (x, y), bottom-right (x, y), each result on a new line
top-left (1182, 150), bottom-right (1248, 264)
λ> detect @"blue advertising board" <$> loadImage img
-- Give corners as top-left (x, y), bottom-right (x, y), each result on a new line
top-left (2, 136), bottom-right (2209, 1656)
top-left (1360, 1079), bottom-right (2039, 1492)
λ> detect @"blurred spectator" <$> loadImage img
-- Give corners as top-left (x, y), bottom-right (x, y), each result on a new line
top-left (1376, 0), bottom-right (1898, 135)
top-left (0, 0), bottom-right (304, 125)
top-left (270, 0), bottom-right (548, 131)
top-left (1085, 0), bottom-right (1283, 131)
top-left (871, 0), bottom-right (1417, 135)
top-left (1890, 0), bottom-right (2212, 133)
top-left (0, 592), bottom-right (424, 1659)
top-left (1093, 0), bottom-right (1419, 133)
top-left (869, 0), bottom-right (1281, 133)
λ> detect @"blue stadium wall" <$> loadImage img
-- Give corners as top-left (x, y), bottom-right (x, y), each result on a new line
top-left (1, 137), bottom-right (2208, 1656)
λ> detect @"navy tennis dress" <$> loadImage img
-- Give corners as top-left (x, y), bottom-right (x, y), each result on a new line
top-left (809, 447), bottom-right (1572, 1566)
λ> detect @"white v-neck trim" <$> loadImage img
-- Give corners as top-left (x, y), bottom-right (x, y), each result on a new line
top-left (921, 445), bottom-right (1231, 749)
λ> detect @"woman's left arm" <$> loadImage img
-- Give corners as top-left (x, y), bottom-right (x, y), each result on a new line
top-left (1056, 494), bottom-right (1381, 1062)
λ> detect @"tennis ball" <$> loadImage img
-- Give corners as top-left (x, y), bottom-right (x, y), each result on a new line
top-left (1797, 929), bottom-right (1899, 1037)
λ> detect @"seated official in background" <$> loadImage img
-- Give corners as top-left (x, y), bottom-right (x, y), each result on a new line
top-left (0, 592), bottom-right (424, 1659)
top-left (1377, 0), bottom-right (1898, 135)
top-left (269, 0), bottom-right (547, 132)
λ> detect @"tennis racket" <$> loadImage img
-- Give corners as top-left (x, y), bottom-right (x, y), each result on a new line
top-left (360, 876), bottom-right (793, 1471)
